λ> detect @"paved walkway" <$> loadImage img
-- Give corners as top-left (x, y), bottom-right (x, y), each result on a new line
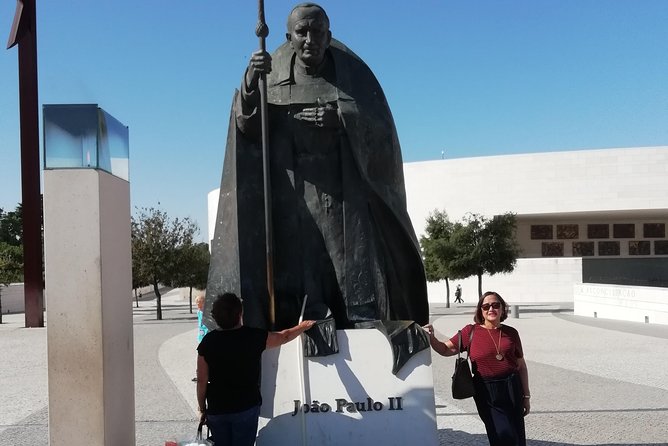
top-left (1, 291), bottom-right (667, 445)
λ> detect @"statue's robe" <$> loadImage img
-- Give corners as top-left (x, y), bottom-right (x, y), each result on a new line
top-left (205, 39), bottom-right (428, 331)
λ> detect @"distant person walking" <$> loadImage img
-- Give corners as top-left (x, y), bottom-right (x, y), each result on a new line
top-left (197, 293), bottom-right (314, 445)
top-left (424, 291), bottom-right (531, 446)
top-left (454, 284), bottom-right (463, 303)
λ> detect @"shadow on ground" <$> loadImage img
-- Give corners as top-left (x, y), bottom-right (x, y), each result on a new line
top-left (437, 428), bottom-right (667, 446)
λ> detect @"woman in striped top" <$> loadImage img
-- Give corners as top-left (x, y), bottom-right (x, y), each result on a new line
top-left (424, 291), bottom-right (531, 446)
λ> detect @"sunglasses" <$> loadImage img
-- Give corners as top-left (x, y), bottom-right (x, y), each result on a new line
top-left (481, 302), bottom-right (502, 311)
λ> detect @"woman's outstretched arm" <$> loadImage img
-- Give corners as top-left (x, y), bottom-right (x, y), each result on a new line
top-left (423, 324), bottom-right (459, 357)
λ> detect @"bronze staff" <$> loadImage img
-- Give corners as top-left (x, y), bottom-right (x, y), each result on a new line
top-left (255, 0), bottom-right (275, 328)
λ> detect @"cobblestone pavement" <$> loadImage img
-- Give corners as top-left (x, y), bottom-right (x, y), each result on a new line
top-left (1, 292), bottom-right (667, 445)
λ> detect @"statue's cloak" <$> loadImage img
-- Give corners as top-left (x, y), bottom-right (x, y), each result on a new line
top-left (205, 39), bottom-right (428, 330)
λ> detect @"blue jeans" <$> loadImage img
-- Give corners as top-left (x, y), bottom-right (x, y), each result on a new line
top-left (206, 405), bottom-right (260, 446)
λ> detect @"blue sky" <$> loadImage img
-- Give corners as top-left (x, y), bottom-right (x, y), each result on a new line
top-left (2, 0), bottom-right (667, 240)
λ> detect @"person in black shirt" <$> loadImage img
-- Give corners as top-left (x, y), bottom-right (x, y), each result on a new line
top-left (197, 293), bottom-right (314, 445)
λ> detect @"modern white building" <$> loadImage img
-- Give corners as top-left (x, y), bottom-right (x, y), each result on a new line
top-left (208, 146), bottom-right (668, 324)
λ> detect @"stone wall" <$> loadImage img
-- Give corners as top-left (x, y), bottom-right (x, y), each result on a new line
top-left (574, 283), bottom-right (668, 325)
top-left (0, 283), bottom-right (26, 314)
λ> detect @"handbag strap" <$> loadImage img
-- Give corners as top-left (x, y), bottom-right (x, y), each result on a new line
top-left (456, 330), bottom-right (463, 360)
top-left (458, 324), bottom-right (474, 360)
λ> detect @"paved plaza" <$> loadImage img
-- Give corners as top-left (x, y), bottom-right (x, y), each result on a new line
top-left (1, 289), bottom-right (667, 445)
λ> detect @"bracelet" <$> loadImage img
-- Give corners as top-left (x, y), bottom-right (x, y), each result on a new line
top-left (523, 395), bottom-right (531, 399)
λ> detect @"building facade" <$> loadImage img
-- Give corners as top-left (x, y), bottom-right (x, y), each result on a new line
top-left (404, 146), bottom-right (668, 323)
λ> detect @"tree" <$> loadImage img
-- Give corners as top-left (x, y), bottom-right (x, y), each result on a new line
top-left (420, 211), bottom-right (456, 307)
top-left (0, 205), bottom-right (25, 324)
top-left (0, 204), bottom-right (23, 246)
top-left (0, 242), bottom-right (23, 324)
top-left (448, 213), bottom-right (520, 298)
top-left (131, 245), bottom-right (149, 308)
top-left (171, 242), bottom-right (210, 313)
top-left (131, 207), bottom-right (198, 320)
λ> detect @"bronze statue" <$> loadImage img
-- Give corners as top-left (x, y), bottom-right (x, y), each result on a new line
top-left (206, 3), bottom-right (428, 334)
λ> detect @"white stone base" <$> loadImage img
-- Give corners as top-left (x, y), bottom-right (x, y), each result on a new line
top-left (258, 328), bottom-right (438, 445)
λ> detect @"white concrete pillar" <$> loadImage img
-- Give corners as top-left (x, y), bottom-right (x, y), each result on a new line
top-left (44, 169), bottom-right (135, 446)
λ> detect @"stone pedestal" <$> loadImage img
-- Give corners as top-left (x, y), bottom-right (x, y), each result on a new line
top-left (43, 169), bottom-right (135, 446)
top-left (258, 328), bottom-right (438, 445)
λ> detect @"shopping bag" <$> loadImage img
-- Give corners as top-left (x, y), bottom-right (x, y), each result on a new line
top-left (177, 421), bottom-right (213, 446)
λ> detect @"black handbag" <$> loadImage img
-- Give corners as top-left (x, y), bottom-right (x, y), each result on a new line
top-left (451, 325), bottom-right (475, 399)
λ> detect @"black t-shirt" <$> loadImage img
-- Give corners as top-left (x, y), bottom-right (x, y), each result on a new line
top-left (197, 326), bottom-right (268, 414)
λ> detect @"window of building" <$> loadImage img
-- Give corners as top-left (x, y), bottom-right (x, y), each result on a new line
top-left (628, 241), bottom-right (650, 256)
top-left (643, 223), bottom-right (666, 238)
top-left (572, 242), bottom-right (595, 256)
top-left (557, 224), bottom-right (578, 239)
top-left (655, 241), bottom-right (668, 255)
top-left (613, 224), bottom-right (635, 238)
top-left (531, 225), bottom-right (553, 240)
top-left (588, 224), bottom-right (609, 239)
top-left (542, 242), bottom-right (564, 257)
top-left (598, 241), bottom-right (620, 256)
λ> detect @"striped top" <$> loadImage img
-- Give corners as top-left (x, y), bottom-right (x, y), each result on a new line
top-left (450, 324), bottom-right (524, 379)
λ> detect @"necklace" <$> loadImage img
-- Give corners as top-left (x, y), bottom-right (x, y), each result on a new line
top-left (485, 326), bottom-right (504, 360)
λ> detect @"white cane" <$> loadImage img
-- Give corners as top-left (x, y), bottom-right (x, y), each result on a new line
top-left (299, 294), bottom-right (308, 324)
top-left (297, 294), bottom-right (308, 445)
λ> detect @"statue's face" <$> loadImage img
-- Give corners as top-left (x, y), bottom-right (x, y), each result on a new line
top-left (287, 6), bottom-right (331, 68)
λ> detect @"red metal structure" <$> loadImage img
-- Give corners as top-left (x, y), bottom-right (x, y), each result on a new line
top-left (7, 0), bottom-right (44, 327)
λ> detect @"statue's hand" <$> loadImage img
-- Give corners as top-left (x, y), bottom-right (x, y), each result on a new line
top-left (245, 50), bottom-right (272, 91)
top-left (295, 100), bottom-right (339, 128)
top-left (422, 324), bottom-right (435, 337)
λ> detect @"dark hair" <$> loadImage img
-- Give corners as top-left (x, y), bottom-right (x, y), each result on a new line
top-left (287, 3), bottom-right (330, 31)
top-left (211, 292), bottom-right (243, 329)
top-left (473, 291), bottom-right (508, 324)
